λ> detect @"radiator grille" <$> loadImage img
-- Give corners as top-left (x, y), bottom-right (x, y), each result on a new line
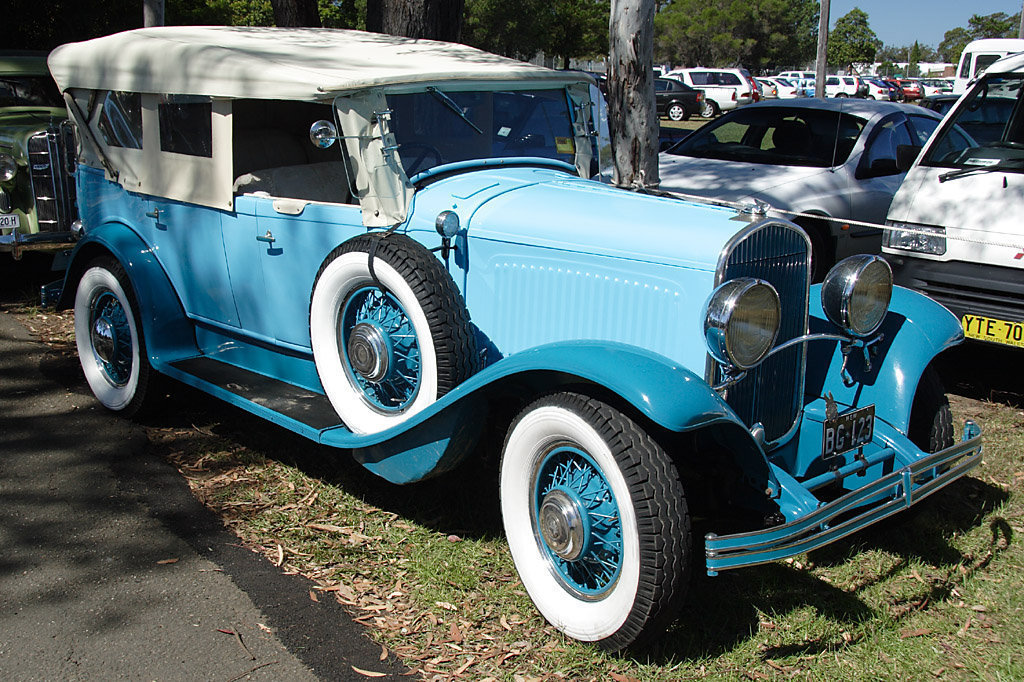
top-left (27, 125), bottom-right (77, 234)
top-left (714, 222), bottom-right (810, 442)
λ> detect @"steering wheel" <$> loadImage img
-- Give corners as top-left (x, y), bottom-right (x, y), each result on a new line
top-left (400, 143), bottom-right (443, 177)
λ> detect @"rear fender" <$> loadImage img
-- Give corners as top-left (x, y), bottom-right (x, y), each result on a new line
top-left (58, 224), bottom-right (197, 366)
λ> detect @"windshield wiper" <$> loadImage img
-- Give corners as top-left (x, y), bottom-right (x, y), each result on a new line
top-left (939, 161), bottom-right (1021, 182)
top-left (426, 86), bottom-right (483, 135)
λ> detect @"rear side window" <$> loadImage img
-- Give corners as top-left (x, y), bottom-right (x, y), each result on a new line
top-left (689, 72), bottom-right (712, 86)
top-left (719, 73), bottom-right (741, 86)
top-left (97, 91), bottom-right (142, 149)
top-left (159, 94), bottom-right (213, 157)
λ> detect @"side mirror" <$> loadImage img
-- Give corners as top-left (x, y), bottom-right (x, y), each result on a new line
top-left (309, 120), bottom-right (338, 149)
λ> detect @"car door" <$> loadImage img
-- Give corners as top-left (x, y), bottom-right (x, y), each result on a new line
top-left (848, 113), bottom-right (915, 226)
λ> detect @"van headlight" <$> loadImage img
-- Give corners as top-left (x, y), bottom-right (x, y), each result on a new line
top-left (883, 222), bottom-right (946, 255)
top-left (0, 154), bottom-right (17, 183)
top-left (821, 255), bottom-right (893, 337)
top-left (703, 278), bottom-right (781, 370)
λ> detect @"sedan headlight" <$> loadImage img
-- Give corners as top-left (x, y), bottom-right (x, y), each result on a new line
top-left (703, 278), bottom-right (781, 370)
top-left (821, 255), bottom-right (893, 337)
top-left (883, 222), bottom-right (946, 255)
top-left (0, 153), bottom-right (18, 183)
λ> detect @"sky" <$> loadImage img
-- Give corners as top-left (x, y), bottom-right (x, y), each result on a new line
top-left (827, 0), bottom-right (1022, 51)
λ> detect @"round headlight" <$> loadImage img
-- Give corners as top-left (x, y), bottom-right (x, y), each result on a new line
top-left (821, 255), bottom-right (893, 337)
top-left (0, 154), bottom-right (17, 183)
top-left (704, 278), bottom-right (781, 370)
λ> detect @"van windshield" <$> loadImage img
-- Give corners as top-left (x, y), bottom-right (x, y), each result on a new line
top-left (386, 87), bottom-right (578, 177)
top-left (922, 74), bottom-right (1024, 173)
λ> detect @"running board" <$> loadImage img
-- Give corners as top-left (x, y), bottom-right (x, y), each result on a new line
top-left (166, 356), bottom-right (343, 440)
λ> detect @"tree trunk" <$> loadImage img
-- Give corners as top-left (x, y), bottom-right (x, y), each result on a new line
top-left (270, 0), bottom-right (322, 27)
top-left (366, 0), bottom-right (464, 42)
top-left (607, 0), bottom-right (657, 189)
top-left (143, 0), bottom-right (164, 27)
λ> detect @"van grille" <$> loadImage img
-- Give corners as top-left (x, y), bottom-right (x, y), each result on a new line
top-left (712, 222), bottom-right (810, 443)
top-left (27, 125), bottom-right (77, 234)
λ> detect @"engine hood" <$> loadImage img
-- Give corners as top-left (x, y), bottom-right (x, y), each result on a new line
top-left (657, 153), bottom-right (830, 206)
top-left (0, 107), bottom-right (67, 161)
top-left (407, 165), bottom-right (760, 272)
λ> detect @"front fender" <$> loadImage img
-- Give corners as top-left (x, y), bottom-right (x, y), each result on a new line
top-left (58, 224), bottom-right (197, 365)
top-left (328, 341), bottom-right (762, 485)
top-left (805, 284), bottom-right (962, 432)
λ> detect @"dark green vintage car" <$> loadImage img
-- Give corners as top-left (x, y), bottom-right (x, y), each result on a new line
top-left (0, 52), bottom-right (77, 260)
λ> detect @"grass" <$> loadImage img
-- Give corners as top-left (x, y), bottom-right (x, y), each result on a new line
top-left (6, 298), bottom-right (1024, 681)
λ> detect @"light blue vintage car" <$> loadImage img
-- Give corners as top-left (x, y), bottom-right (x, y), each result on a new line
top-left (48, 27), bottom-right (982, 651)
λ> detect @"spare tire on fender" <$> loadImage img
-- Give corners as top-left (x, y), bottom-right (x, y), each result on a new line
top-left (310, 232), bottom-right (479, 435)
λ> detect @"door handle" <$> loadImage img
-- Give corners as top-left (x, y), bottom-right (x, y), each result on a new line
top-left (256, 230), bottom-right (276, 243)
top-left (145, 208), bottom-right (161, 220)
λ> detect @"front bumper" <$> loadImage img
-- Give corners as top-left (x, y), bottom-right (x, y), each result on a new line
top-left (705, 420), bottom-right (982, 575)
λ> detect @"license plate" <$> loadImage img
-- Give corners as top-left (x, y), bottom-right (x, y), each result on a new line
top-left (822, 404), bottom-right (875, 458)
top-left (0, 213), bottom-right (21, 229)
top-left (962, 314), bottom-right (1024, 349)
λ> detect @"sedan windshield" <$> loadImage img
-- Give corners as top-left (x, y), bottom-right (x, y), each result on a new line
top-left (387, 87), bottom-right (578, 177)
top-left (665, 106), bottom-right (866, 167)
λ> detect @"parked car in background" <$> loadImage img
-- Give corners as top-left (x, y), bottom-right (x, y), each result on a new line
top-left (863, 78), bottom-right (897, 100)
top-left (883, 79), bottom-right (905, 101)
top-left (755, 78), bottom-right (778, 98)
top-left (762, 77), bottom-right (801, 99)
top-left (918, 93), bottom-right (959, 116)
top-left (48, 26), bottom-right (982, 653)
top-left (0, 51), bottom-right (77, 260)
top-left (655, 76), bottom-right (703, 121)
top-left (919, 78), bottom-right (952, 97)
top-left (897, 79), bottom-right (923, 100)
top-left (884, 52), bottom-right (1024, 351)
top-left (659, 99), bottom-right (943, 280)
top-left (665, 67), bottom-right (754, 118)
top-left (824, 75), bottom-right (867, 98)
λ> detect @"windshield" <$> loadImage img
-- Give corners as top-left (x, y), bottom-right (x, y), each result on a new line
top-left (666, 106), bottom-right (866, 167)
top-left (387, 87), bottom-right (578, 177)
top-left (0, 75), bottom-right (63, 108)
top-left (922, 74), bottom-right (1024, 173)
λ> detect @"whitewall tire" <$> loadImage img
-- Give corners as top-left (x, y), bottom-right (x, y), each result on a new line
top-left (499, 392), bottom-right (691, 651)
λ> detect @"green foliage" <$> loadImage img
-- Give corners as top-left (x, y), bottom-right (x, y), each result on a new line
top-left (653, 0), bottom-right (818, 72)
top-left (827, 8), bottom-right (881, 69)
top-left (939, 12), bottom-right (1022, 65)
top-left (319, 0), bottom-right (363, 29)
top-left (463, 0), bottom-right (608, 67)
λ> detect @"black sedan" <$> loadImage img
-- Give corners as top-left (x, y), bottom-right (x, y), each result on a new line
top-left (656, 77), bottom-right (703, 121)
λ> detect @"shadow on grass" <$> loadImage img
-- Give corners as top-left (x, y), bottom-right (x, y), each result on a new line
top-left (111, 379), bottom-right (1008, 665)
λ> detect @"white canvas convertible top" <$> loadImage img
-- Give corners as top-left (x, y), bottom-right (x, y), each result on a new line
top-left (48, 26), bottom-right (587, 100)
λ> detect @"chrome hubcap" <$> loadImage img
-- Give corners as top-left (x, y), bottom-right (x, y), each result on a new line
top-left (538, 489), bottom-right (586, 561)
top-left (347, 322), bottom-right (391, 383)
top-left (91, 317), bottom-right (116, 365)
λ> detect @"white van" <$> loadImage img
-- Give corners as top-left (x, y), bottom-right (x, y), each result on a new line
top-left (883, 52), bottom-right (1024, 350)
top-left (953, 38), bottom-right (1024, 94)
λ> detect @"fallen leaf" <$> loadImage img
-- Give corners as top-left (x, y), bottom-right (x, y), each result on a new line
top-left (309, 590), bottom-right (319, 602)
top-left (379, 644), bottom-right (389, 661)
top-left (449, 622), bottom-right (463, 643)
top-left (610, 672), bottom-right (641, 682)
top-left (275, 544), bottom-right (284, 567)
top-left (308, 522), bottom-right (348, 533)
top-left (435, 601), bottom-right (457, 611)
top-left (900, 628), bottom-right (932, 639)
top-left (156, 558), bottom-right (179, 565)
top-left (351, 666), bottom-right (387, 677)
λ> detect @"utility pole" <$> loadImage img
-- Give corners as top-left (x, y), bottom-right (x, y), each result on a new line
top-left (143, 0), bottom-right (164, 27)
top-left (814, 0), bottom-right (830, 98)
top-left (1019, 0), bottom-right (1023, 39)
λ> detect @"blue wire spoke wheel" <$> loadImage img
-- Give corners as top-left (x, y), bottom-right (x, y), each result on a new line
top-left (310, 233), bottom-right (478, 435)
top-left (73, 258), bottom-right (152, 415)
top-left (500, 392), bottom-right (691, 652)
top-left (533, 445), bottom-right (623, 598)
top-left (339, 285), bottom-right (422, 412)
